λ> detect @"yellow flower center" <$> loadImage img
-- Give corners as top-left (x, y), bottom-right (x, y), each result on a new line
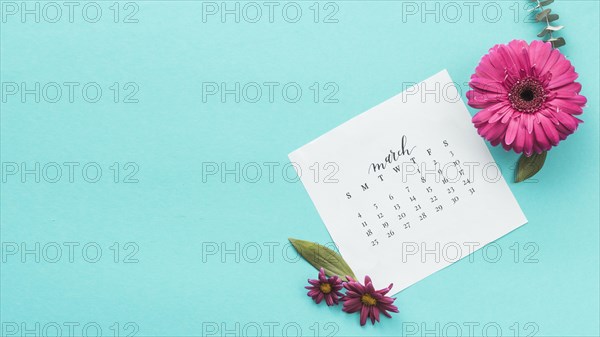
top-left (319, 283), bottom-right (332, 294)
top-left (361, 293), bottom-right (377, 306)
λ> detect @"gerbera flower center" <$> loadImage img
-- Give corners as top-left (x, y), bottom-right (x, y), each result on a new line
top-left (508, 77), bottom-right (546, 113)
top-left (319, 283), bottom-right (332, 294)
top-left (361, 293), bottom-right (377, 306)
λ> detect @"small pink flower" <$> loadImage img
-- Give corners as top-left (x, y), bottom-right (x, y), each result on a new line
top-left (305, 268), bottom-right (344, 306)
top-left (467, 40), bottom-right (586, 156)
top-left (341, 275), bottom-right (399, 326)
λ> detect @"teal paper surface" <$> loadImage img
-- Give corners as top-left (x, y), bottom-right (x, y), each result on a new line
top-left (1, 1), bottom-right (598, 336)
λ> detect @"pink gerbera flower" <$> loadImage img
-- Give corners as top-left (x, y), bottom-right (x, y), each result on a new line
top-left (467, 40), bottom-right (586, 156)
top-left (341, 275), bottom-right (399, 326)
top-left (305, 268), bottom-right (343, 306)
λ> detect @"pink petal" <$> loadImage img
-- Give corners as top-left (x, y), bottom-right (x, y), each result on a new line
top-left (372, 306), bottom-right (381, 322)
top-left (520, 44), bottom-right (533, 75)
top-left (530, 41), bottom-right (553, 76)
top-left (548, 69), bottom-right (579, 90)
top-left (488, 104), bottom-right (513, 124)
top-left (528, 41), bottom-right (550, 74)
top-left (343, 300), bottom-right (362, 313)
top-left (360, 306), bottom-right (368, 326)
top-left (554, 109), bottom-right (580, 131)
top-left (504, 116), bottom-right (520, 145)
top-left (513, 117), bottom-right (527, 153)
top-left (479, 120), bottom-right (509, 144)
top-left (539, 114), bottom-right (560, 145)
top-left (325, 294), bottom-right (334, 306)
top-left (539, 48), bottom-right (562, 76)
top-left (470, 77), bottom-right (506, 94)
top-left (552, 82), bottom-right (582, 95)
top-left (467, 89), bottom-right (504, 109)
top-left (532, 120), bottom-right (549, 150)
top-left (523, 127), bottom-right (534, 156)
top-left (344, 282), bottom-right (364, 294)
top-left (307, 289), bottom-right (319, 297)
top-left (380, 308), bottom-right (393, 318)
top-left (550, 99), bottom-right (584, 115)
top-left (476, 51), bottom-right (506, 81)
top-left (547, 55), bottom-right (572, 78)
top-left (526, 114), bottom-right (535, 134)
top-left (504, 40), bottom-right (524, 70)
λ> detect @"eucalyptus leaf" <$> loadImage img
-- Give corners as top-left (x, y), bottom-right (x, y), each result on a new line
top-left (288, 238), bottom-right (356, 281)
top-left (515, 152), bottom-right (547, 183)
top-left (535, 8), bottom-right (551, 22)
top-left (547, 37), bottom-right (566, 48)
top-left (540, 0), bottom-right (554, 6)
top-left (537, 25), bottom-right (564, 37)
top-left (547, 13), bottom-right (559, 22)
top-left (537, 28), bottom-right (550, 37)
top-left (547, 24), bottom-right (564, 31)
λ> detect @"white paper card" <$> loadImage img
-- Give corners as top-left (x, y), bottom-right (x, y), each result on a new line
top-left (289, 70), bottom-right (527, 292)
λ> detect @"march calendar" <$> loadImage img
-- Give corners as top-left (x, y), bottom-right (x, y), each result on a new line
top-left (289, 70), bottom-right (527, 292)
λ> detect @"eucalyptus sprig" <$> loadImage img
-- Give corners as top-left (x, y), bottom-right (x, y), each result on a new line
top-left (530, 0), bottom-right (566, 48)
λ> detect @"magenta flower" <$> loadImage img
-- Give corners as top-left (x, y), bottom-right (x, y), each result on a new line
top-left (341, 275), bottom-right (399, 326)
top-left (467, 40), bottom-right (586, 156)
top-left (305, 268), bottom-right (344, 306)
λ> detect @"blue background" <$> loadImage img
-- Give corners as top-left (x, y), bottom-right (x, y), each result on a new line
top-left (1, 1), bottom-right (598, 336)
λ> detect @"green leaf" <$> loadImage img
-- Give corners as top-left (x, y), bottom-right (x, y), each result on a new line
top-left (535, 8), bottom-right (551, 22)
top-left (288, 238), bottom-right (357, 281)
top-left (515, 151), bottom-right (547, 183)
top-left (546, 37), bottom-right (566, 48)
top-left (537, 25), bottom-right (564, 37)
top-left (540, 0), bottom-right (554, 6)
top-left (546, 13), bottom-right (559, 22)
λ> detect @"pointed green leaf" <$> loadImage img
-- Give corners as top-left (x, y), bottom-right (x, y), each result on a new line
top-left (515, 152), bottom-right (547, 183)
top-left (540, 0), bottom-right (554, 6)
top-left (546, 37), bottom-right (566, 48)
top-left (288, 238), bottom-right (356, 281)
top-left (535, 8), bottom-right (551, 22)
